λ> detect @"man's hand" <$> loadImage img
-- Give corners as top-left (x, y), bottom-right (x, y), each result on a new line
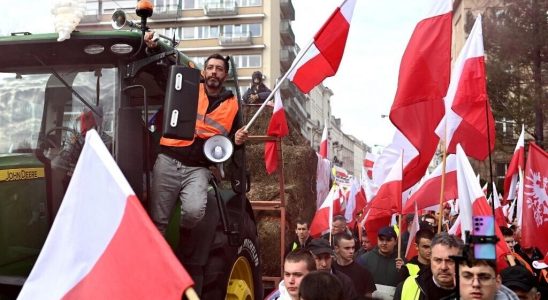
top-left (144, 31), bottom-right (158, 49)
top-left (395, 258), bottom-right (404, 270)
top-left (235, 127), bottom-right (249, 145)
top-left (249, 94), bottom-right (259, 103)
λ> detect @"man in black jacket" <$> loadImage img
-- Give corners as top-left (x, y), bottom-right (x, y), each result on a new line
top-left (242, 71), bottom-right (271, 104)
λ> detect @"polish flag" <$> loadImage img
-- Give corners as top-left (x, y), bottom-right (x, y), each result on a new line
top-left (521, 142), bottom-right (548, 254)
top-left (287, 0), bottom-right (356, 93)
top-left (265, 89), bottom-right (289, 174)
top-left (405, 206), bottom-right (420, 260)
top-left (373, 0), bottom-right (452, 191)
top-left (310, 185), bottom-right (343, 237)
top-left (18, 130), bottom-right (193, 299)
top-left (492, 182), bottom-right (508, 227)
top-left (344, 178), bottom-right (367, 229)
top-left (455, 144), bottom-right (511, 270)
top-left (503, 125), bottom-right (525, 202)
top-left (316, 153), bottom-right (332, 208)
top-left (319, 123), bottom-right (328, 159)
top-left (403, 154), bottom-right (458, 214)
top-left (370, 151), bottom-right (403, 214)
top-left (435, 15), bottom-right (495, 161)
top-left (363, 152), bottom-right (377, 179)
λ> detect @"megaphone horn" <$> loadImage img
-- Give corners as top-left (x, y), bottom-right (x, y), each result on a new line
top-left (203, 135), bottom-right (234, 163)
top-left (112, 10), bottom-right (136, 30)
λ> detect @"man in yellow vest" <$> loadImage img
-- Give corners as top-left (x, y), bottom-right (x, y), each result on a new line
top-left (394, 232), bottom-right (463, 300)
top-left (398, 228), bottom-right (434, 282)
top-left (144, 36), bottom-right (249, 233)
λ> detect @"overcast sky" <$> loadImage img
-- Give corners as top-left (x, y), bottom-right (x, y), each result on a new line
top-left (1, 0), bottom-right (433, 150)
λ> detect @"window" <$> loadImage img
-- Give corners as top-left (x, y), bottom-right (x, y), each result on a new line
top-left (101, 0), bottom-right (134, 12)
top-left (239, 0), bottom-right (262, 6)
top-left (222, 24), bottom-right (262, 37)
top-left (154, 0), bottom-right (179, 12)
top-left (182, 0), bottom-right (204, 9)
top-left (181, 26), bottom-right (220, 40)
top-left (232, 55), bottom-right (261, 68)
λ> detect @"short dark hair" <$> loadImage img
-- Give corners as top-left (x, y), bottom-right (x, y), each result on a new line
top-left (299, 271), bottom-right (343, 300)
top-left (204, 53), bottom-right (229, 73)
top-left (285, 249), bottom-right (316, 272)
top-left (431, 232), bottom-right (464, 251)
top-left (415, 228), bottom-right (435, 244)
top-left (295, 218), bottom-right (309, 228)
top-left (332, 215), bottom-right (346, 223)
top-left (460, 251), bottom-right (497, 274)
top-left (333, 232), bottom-right (354, 247)
top-left (499, 226), bottom-right (514, 237)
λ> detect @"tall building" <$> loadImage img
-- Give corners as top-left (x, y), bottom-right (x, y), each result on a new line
top-left (78, 0), bottom-right (369, 176)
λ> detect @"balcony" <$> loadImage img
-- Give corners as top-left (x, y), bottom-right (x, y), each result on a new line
top-left (218, 31), bottom-right (252, 46)
top-left (280, 46), bottom-right (296, 72)
top-left (280, 0), bottom-right (295, 21)
top-left (150, 4), bottom-right (181, 19)
top-left (203, 0), bottom-right (238, 17)
top-left (280, 21), bottom-right (295, 45)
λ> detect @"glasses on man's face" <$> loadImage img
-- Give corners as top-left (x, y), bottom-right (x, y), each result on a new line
top-left (460, 271), bottom-right (496, 285)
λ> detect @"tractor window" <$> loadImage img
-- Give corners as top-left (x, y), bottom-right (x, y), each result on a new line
top-left (0, 73), bottom-right (47, 153)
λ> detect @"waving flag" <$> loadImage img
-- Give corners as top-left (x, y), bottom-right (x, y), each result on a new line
top-left (310, 185), bottom-right (343, 237)
top-left (265, 89), bottom-right (289, 174)
top-left (405, 206), bottom-right (420, 260)
top-left (403, 154), bottom-right (458, 214)
top-left (436, 15), bottom-right (495, 160)
top-left (363, 152), bottom-right (377, 179)
top-left (319, 122), bottom-right (328, 159)
top-left (19, 130), bottom-right (193, 300)
top-left (287, 0), bottom-right (356, 93)
top-left (521, 142), bottom-right (548, 254)
top-left (503, 125), bottom-right (525, 202)
top-left (373, 0), bottom-right (452, 191)
top-left (370, 151), bottom-right (403, 214)
top-left (493, 182), bottom-right (508, 227)
top-left (455, 144), bottom-right (511, 270)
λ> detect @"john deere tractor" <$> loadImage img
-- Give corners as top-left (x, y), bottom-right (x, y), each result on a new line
top-left (0, 18), bottom-right (262, 300)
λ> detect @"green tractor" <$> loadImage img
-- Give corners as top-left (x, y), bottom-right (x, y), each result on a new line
top-left (0, 27), bottom-right (262, 299)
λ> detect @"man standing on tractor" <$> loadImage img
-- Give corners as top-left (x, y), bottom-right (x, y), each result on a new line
top-left (144, 32), bottom-right (249, 233)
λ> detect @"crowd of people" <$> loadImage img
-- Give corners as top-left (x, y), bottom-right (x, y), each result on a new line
top-left (266, 214), bottom-right (548, 300)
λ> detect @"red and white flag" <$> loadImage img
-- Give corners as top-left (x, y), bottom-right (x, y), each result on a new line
top-left (521, 142), bottom-right (548, 254)
top-left (363, 152), bottom-right (377, 180)
top-left (264, 89), bottom-right (289, 174)
top-left (373, 0), bottom-right (452, 191)
top-left (316, 153), bottom-right (332, 208)
top-left (310, 185), bottom-right (343, 237)
top-left (344, 178), bottom-right (367, 229)
top-left (435, 15), bottom-right (495, 160)
top-left (319, 122), bottom-right (328, 159)
top-left (405, 205), bottom-right (420, 260)
top-left (19, 130), bottom-right (193, 299)
top-left (493, 182), bottom-right (508, 227)
top-left (503, 125), bottom-right (525, 202)
top-left (403, 154), bottom-right (458, 214)
top-left (287, 0), bottom-right (356, 93)
top-left (370, 151), bottom-right (404, 214)
top-left (455, 144), bottom-right (511, 270)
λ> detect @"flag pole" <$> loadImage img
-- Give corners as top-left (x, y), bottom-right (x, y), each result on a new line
top-left (437, 127), bottom-right (448, 233)
top-left (244, 39), bottom-right (315, 131)
top-left (185, 287), bottom-right (199, 300)
top-left (397, 213), bottom-right (402, 259)
top-left (484, 99), bottom-right (496, 217)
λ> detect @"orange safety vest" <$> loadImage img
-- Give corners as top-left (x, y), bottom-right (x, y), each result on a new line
top-left (160, 84), bottom-right (239, 147)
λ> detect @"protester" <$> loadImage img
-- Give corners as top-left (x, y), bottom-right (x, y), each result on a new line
top-left (356, 226), bottom-right (404, 299)
top-left (501, 265), bottom-right (541, 300)
top-left (306, 238), bottom-right (359, 300)
top-left (500, 226), bottom-right (536, 274)
top-left (298, 271), bottom-right (343, 300)
top-left (321, 215), bottom-right (351, 245)
top-left (457, 255), bottom-right (519, 300)
top-left (265, 249), bottom-right (316, 300)
top-left (355, 233), bottom-right (373, 257)
top-left (394, 232), bottom-right (464, 300)
top-left (144, 32), bottom-right (250, 234)
top-left (242, 71), bottom-right (271, 104)
top-left (333, 232), bottom-right (376, 299)
top-left (285, 218), bottom-right (312, 256)
top-left (399, 228), bottom-right (434, 282)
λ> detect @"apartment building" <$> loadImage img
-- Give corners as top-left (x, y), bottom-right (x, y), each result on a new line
top-left (78, 0), bottom-right (369, 176)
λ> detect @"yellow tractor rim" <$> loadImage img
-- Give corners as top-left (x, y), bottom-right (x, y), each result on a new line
top-left (226, 256), bottom-right (254, 300)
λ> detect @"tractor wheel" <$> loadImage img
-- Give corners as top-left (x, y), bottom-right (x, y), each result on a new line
top-left (200, 205), bottom-right (262, 300)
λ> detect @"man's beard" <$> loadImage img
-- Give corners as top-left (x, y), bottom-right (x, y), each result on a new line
top-left (206, 76), bottom-right (221, 89)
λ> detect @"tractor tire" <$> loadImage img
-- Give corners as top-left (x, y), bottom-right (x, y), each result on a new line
top-left (200, 205), bottom-right (263, 300)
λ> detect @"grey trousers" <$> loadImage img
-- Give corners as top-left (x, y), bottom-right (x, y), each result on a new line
top-left (150, 153), bottom-right (210, 233)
